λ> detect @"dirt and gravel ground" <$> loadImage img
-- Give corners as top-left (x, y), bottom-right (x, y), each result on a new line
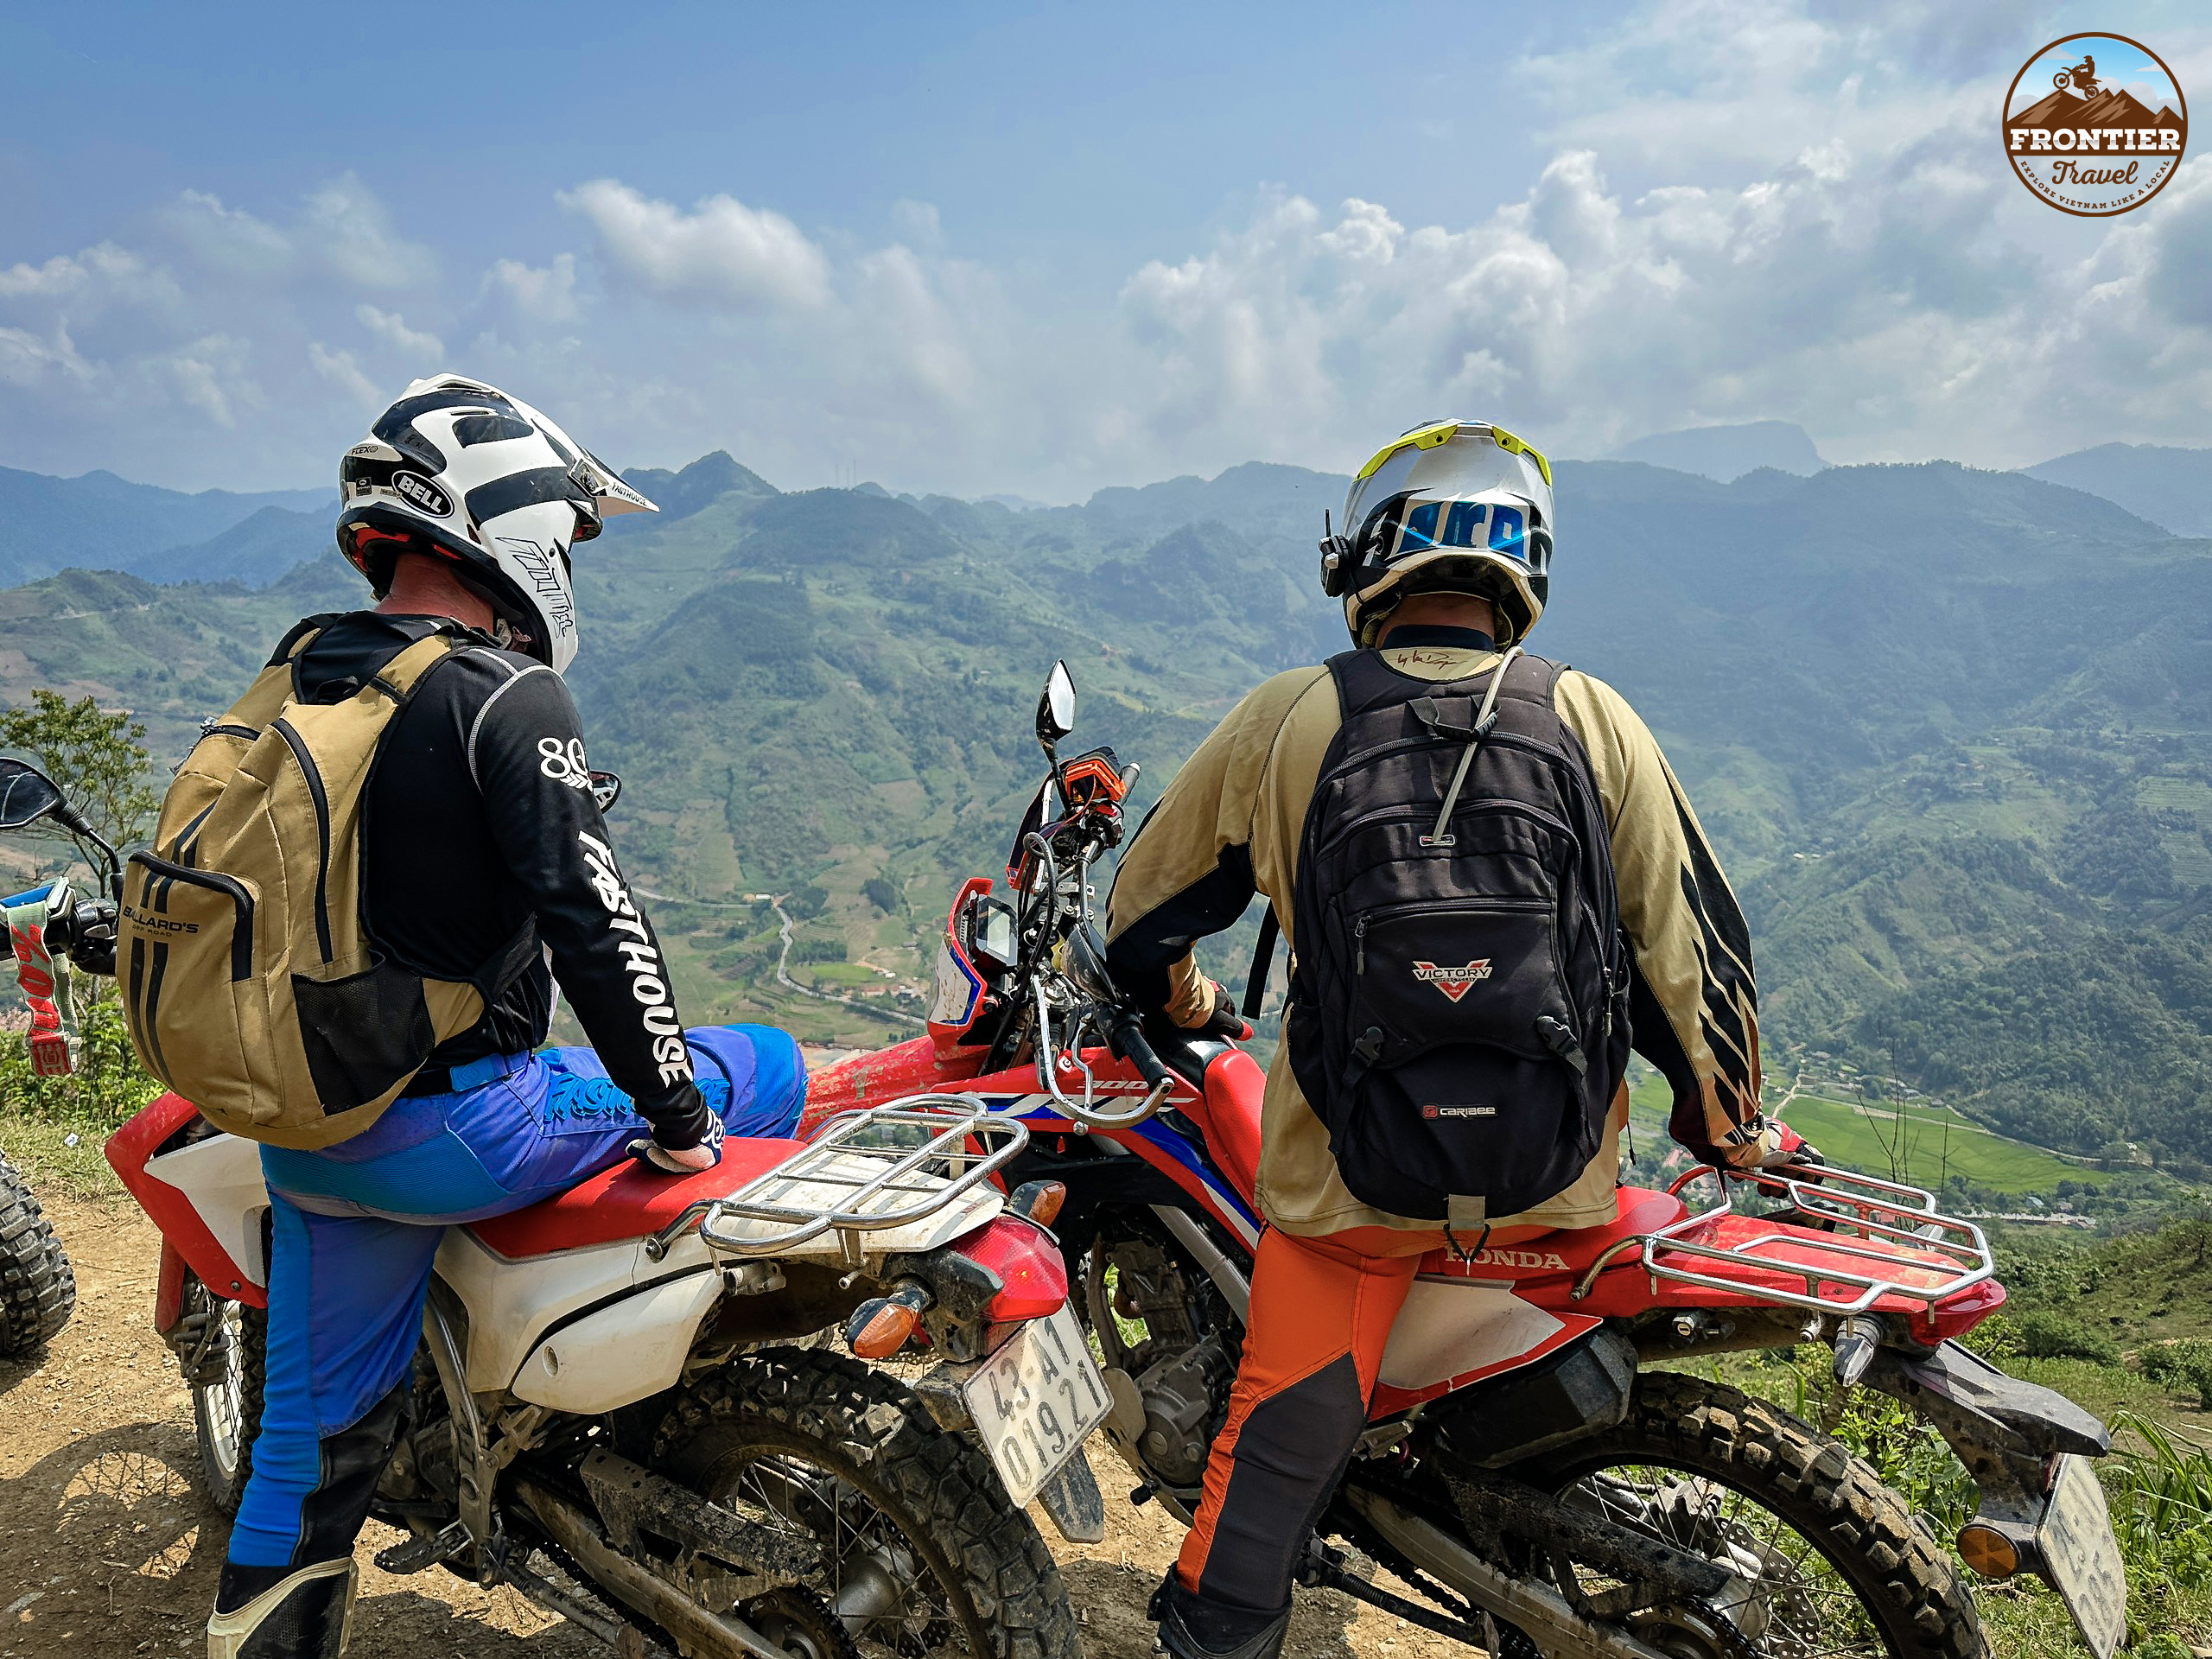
top-left (1, 1191), bottom-right (1454, 1659)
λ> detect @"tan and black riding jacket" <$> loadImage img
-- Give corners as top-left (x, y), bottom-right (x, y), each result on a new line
top-left (1104, 638), bottom-right (1774, 1238)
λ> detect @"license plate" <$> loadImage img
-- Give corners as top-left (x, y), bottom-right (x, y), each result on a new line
top-left (2038, 1453), bottom-right (2126, 1659)
top-left (961, 1304), bottom-right (1113, 1506)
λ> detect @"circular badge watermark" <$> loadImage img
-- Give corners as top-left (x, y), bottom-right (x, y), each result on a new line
top-left (2004, 33), bottom-right (2187, 216)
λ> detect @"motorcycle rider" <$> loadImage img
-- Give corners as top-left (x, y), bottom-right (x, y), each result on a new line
top-left (207, 376), bottom-right (807, 1657)
top-left (1105, 420), bottom-right (1798, 1659)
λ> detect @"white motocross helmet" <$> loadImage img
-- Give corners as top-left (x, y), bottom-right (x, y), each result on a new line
top-left (336, 374), bottom-right (658, 672)
top-left (1321, 419), bottom-right (1555, 646)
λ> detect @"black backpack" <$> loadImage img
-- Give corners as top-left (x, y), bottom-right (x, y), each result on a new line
top-left (1286, 647), bottom-right (1630, 1227)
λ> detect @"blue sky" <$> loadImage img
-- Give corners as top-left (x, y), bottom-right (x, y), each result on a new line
top-left (3, 1), bottom-right (2209, 497)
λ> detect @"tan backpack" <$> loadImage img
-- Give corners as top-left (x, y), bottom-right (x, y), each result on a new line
top-left (119, 620), bottom-right (537, 1147)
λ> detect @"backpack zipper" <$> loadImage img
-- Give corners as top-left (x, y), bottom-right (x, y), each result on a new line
top-left (1313, 796), bottom-right (1581, 862)
top-left (270, 717), bottom-right (334, 963)
top-left (130, 853), bottom-right (257, 980)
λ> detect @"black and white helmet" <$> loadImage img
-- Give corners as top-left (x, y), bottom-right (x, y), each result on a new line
top-left (336, 374), bottom-right (657, 671)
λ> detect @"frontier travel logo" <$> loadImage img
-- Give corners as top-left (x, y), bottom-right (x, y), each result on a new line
top-left (2004, 34), bottom-right (2187, 216)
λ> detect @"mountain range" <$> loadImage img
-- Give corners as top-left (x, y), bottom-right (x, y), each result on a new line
top-left (1611, 421), bottom-right (1827, 481)
top-left (2, 448), bottom-right (2210, 1176)
top-left (0, 465), bottom-right (330, 589)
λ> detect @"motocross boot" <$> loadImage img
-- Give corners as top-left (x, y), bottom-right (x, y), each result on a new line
top-left (1151, 1569), bottom-right (1291, 1659)
top-left (207, 1558), bottom-right (355, 1658)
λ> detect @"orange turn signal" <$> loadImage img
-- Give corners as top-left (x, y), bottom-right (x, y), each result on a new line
top-left (1009, 1180), bottom-right (1067, 1230)
top-left (847, 1292), bottom-right (925, 1359)
top-left (1955, 1522), bottom-right (2021, 1580)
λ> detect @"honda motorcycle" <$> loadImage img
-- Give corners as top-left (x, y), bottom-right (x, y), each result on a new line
top-left (0, 755), bottom-right (98, 1357)
top-left (10, 745), bottom-right (1088, 1659)
top-left (801, 664), bottom-right (2131, 1659)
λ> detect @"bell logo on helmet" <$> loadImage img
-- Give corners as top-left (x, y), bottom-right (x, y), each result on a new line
top-left (1412, 959), bottom-right (1492, 1002)
top-left (391, 471), bottom-right (453, 517)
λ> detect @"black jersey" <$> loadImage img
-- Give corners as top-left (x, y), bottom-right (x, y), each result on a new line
top-left (284, 611), bottom-right (709, 1146)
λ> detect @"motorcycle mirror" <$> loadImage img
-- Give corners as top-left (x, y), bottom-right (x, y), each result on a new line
top-left (0, 758), bottom-right (66, 831)
top-left (589, 769), bottom-right (622, 814)
top-left (1036, 661), bottom-right (1077, 752)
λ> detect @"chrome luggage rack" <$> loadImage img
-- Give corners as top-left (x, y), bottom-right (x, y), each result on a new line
top-left (1570, 1159), bottom-right (1996, 1317)
top-left (646, 1093), bottom-right (1027, 1266)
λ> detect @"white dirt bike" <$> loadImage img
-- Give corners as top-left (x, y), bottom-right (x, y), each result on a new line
top-left (109, 1077), bottom-right (1098, 1659)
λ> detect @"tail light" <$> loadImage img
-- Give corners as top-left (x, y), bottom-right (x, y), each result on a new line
top-left (946, 1216), bottom-right (1068, 1322)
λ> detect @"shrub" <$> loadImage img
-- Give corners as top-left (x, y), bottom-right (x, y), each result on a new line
top-left (862, 877), bottom-right (899, 913)
top-left (2012, 1310), bottom-right (2120, 1367)
top-left (2139, 1341), bottom-right (2209, 1387)
top-left (0, 992), bottom-right (162, 1132)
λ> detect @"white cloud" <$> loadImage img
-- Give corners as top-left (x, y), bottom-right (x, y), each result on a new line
top-left (159, 334), bottom-right (255, 428)
top-left (488, 253), bottom-right (580, 322)
top-left (308, 341), bottom-right (381, 411)
top-left (560, 180), bottom-right (830, 311)
top-left (4, 1), bottom-right (2212, 496)
top-left (355, 304), bottom-right (445, 362)
top-left (302, 176), bottom-right (439, 290)
top-left (162, 191), bottom-right (293, 277)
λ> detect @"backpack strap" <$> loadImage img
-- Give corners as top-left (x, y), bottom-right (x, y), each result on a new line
top-left (371, 626), bottom-right (472, 701)
top-left (1242, 906), bottom-right (1280, 1020)
top-left (1412, 645), bottom-right (1523, 849)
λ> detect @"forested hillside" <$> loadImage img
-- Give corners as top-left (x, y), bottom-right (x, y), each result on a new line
top-left (2, 453), bottom-right (2208, 1172)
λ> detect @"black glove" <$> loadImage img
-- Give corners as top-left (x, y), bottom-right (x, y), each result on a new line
top-left (1193, 979), bottom-right (1253, 1042)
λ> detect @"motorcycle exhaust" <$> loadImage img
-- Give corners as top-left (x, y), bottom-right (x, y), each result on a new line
top-left (512, 1471), bottom-right (794, 1659)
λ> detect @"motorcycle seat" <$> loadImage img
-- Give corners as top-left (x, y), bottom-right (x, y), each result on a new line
top-left (468, 1135), bottom-right (807, 1259)
top-left (1414, 1185), bottom-right (1689, 1278)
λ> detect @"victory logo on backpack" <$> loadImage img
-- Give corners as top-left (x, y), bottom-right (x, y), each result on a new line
top-left (1411, 958), bottom-right (1493, 1001)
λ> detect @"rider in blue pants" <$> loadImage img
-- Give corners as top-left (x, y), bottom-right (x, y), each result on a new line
top-left (229, 1027), bottom-right (805, 1572)
top-left (207, 378), bottom-right (788, 1657)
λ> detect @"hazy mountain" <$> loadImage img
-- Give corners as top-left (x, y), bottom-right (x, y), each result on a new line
top-left (2020, 442), bottom-right (2212, 537)
top-left (5, 453), bottom-right (2211, 1174)
top-left (134, 505), bottom-right (332, 588)
top-left (613, 450), bottom-right (777, 533)
top-left (1611, 421), bottom-right (1826, 482)
top-left (0, 465), bottom-right (329, 588)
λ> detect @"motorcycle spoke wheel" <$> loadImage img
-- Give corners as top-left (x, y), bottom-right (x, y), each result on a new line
top-left (1506, 1373), bottom-right (1985, 1659)
top-left (715, 1450), bottom-right (962, 1657)
top-left (1560, 1463), bottom-right (1880, 1656)
top-left (656, 1349), bottom-right (1077, 1659)
top-left (182, 1280), bottom-right (264, 1517)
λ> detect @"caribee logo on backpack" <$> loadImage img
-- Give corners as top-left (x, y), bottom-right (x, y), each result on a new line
top-left (1412, 959), bottom-right (1493, 1002)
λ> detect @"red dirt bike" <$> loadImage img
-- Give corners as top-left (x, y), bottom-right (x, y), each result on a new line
top-left (0, 754), bottom-right (115, 1356)
top-left (803, 663), bottom-right (2128, 1659)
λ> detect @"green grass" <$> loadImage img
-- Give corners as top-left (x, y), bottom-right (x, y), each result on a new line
top-left (1770, 1092), bottom-right (2088, 1196)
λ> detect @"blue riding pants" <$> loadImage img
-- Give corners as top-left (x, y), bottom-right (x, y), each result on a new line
top-left (226, 1024), bottom-right (806, 1569)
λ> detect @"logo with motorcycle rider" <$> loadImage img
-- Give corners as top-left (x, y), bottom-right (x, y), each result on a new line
top-left (2004, 34), bottom-right (2187, 216)
top-left (1412, 958), bottom-right (1492, 1002)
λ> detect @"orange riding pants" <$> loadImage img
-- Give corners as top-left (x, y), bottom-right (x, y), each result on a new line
top-left (1174, 1222), bottom-right (1556, 1615)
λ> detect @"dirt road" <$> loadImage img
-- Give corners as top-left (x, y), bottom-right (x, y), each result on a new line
top-left (1, 1192), bottom-right (1452, 1659)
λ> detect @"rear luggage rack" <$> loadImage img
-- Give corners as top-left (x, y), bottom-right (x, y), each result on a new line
top-left (667, 1093), bottom-right (1027, 1264)
top-left (1572, 1160), bottom-right (1995, 1317)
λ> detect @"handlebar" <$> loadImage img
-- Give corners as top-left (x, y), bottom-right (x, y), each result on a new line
top-left (1027, 969), bottom-right (1176, 1131)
